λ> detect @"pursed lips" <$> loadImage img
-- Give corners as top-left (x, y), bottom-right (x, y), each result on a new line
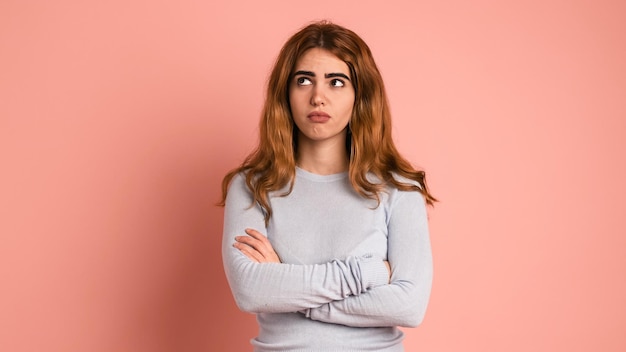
top-left (307, 111), bottom-right (331, 123)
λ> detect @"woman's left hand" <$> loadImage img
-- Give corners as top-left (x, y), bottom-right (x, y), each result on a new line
top-left (233, 228), bottom-right (281, 263)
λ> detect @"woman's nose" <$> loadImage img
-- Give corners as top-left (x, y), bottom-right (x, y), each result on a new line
top-left (310, 86), bottom-right (326, 106)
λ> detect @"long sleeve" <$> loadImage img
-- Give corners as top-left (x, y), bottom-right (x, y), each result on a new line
top-left (222, 173), bottom-right (390, 314)
top-left (301, 189), bottom-right (433, 328)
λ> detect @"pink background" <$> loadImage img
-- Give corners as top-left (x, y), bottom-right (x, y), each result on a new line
top-left (1, 0), bottom-right (625, 351)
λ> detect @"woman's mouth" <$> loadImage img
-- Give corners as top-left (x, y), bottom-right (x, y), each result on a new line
top-left (307, 111), bottom-right (330, 123)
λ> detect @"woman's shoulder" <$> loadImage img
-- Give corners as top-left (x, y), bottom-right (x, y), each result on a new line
top-left (390, 172), bottom-right (423, 189)
top-left (226, 170), bottom-right (251, 194)
top-left (379, 172), bottom-right (426, 206)
top-left (366, 171), bottom-right (422, 190)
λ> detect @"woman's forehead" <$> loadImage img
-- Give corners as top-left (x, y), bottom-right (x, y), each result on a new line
top-left (293, 48), bottom-right (350, 73)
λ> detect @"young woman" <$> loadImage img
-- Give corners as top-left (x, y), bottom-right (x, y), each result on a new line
top-left (220, 21), bottom-right (436, 351)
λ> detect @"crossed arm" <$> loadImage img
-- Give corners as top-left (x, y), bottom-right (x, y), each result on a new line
top-left (234, 228), bottom-right (391, 275)
top-left (222, 175), bottom-right (392, 314)
top-left (222, 174), bottom-right (432, 327)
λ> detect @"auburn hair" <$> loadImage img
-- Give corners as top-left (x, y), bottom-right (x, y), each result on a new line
top-left (219, 21), bottom-right (436, 223)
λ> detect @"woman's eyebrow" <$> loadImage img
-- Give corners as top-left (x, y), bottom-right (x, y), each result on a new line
top-left (325, 72), bottom-right (350, 81)
top-left (293, 70), bottom-right (315, 77)
top-left (293, 70), bottom-right (351, 81)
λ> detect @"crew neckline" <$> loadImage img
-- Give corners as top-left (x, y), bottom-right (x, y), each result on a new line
top-left (296, 166), bottom-right (348, 182)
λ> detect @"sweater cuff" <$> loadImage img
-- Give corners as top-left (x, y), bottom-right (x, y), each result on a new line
top-left (359, 255), bottom-right (390, 289)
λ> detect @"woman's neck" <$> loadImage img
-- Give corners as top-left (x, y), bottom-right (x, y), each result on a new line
top-left (296, 136), bottom-right (349, 175)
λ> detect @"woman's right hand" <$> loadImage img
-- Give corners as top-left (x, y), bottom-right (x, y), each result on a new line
top-left (233, 228), bottom-right (281, 263)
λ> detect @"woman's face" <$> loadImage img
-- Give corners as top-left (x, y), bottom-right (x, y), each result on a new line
top-left (289, 48), bottom-right (355, 146)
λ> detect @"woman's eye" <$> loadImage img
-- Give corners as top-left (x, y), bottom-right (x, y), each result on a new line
top-left (296, 77), bottom-right (312, 86)
top-left (330, 79), bottom-right (345, 87)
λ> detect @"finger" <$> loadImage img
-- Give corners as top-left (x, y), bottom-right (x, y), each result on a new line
top-left (234, 235), bottom-right (273, 261)
top-left (240, 231), bottom-right (273, 254)
top-left (235, 233), bottom-right (281, 263)
top-left (245, 228), bottom-right (271, 244)
top-left (233, 242), bottom-right (263, 262)
top-left (235, 235), bottom-right (265, 252)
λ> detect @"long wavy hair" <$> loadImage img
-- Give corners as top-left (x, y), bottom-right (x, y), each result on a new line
top-left (220, 21), bottom-right (436, 223)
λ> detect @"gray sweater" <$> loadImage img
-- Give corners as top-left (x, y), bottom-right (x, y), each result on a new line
top-left (222, 167), bottom-right (433, 351)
